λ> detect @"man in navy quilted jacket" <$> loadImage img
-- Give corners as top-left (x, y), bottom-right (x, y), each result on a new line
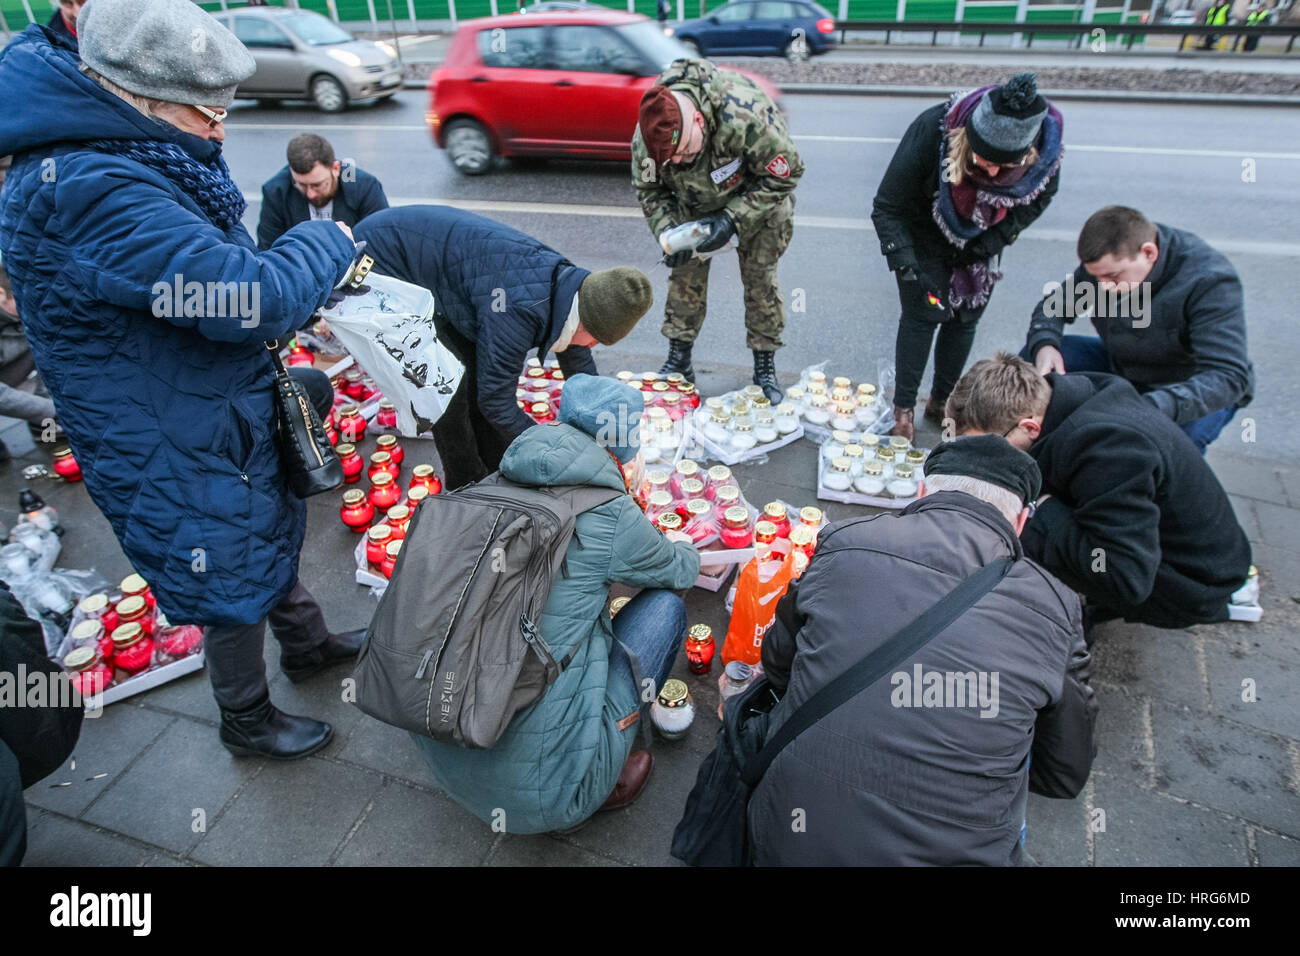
top-left (0, 0), bottom-right (368, 759)
top-left (356, 205), bottom-right (654, 489)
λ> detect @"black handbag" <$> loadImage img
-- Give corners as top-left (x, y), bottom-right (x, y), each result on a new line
top-left (670, 554), bottom-right (1016, 867)
top-left (266, 340), bottom-right (343, 498)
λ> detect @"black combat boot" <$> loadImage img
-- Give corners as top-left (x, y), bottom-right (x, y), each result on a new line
top-left (219, 692), bottom-right (333, 760)
top-left (659, 338), bottom-right (695, 381)
top-left (752, 350), bottom-right (783, 405)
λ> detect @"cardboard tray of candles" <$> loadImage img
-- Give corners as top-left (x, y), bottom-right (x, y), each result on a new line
top-left (681, 414), bottom-right (804, 467)
top-left (816, 454), bottom-right (925, 510)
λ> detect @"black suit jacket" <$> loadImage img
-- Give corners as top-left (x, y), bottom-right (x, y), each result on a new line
top-left (256, 164), bottom-right (389, 250)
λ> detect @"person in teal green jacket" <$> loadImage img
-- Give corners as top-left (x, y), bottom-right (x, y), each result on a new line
top-left (411, 375), bottom-right (701, 834)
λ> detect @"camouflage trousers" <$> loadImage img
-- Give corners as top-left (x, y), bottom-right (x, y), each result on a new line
top-left (661, 203), bottom-right (794, 352)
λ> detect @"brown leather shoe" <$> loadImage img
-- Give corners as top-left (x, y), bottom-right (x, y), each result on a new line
top-left (890, 406), bottom-right (915, 443)
top-left (923, 395), bottom-right (946, 424)
top-left (599, 750), bottom-right (654, 812)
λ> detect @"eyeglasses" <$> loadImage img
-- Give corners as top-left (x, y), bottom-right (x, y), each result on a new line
top-left (191, 104), bottom-right (228, 128)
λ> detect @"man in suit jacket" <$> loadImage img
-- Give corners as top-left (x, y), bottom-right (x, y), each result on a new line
top-left (256, 133), bottom-right (389, 250)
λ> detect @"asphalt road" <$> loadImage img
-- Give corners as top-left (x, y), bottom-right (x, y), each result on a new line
top-left (224, 90), bottom-right (1300, 461)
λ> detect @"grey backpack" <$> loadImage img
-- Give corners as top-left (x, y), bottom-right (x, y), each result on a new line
top-left (351, 474), bottom-right (623, 749)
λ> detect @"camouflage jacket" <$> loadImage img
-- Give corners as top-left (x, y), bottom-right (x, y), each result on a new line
top-left (631, 60), bottom-right (802, 243)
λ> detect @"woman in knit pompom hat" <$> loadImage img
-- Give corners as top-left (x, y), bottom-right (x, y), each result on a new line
top-left (872, 72), bottom-right (1064, 441)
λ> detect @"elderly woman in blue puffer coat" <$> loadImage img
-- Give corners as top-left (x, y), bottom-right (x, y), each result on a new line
top-left (0, 0), bottom-right (363, 759)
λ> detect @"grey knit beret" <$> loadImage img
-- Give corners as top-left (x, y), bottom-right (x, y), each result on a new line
top-left (78, 0), bottom-right (256, 108)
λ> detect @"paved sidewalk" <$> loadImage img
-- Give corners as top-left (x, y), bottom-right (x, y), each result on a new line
top-left (9, 353), bottom-right (1300, 867)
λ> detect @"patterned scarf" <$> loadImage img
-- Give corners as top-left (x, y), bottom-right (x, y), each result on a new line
top-left (932, 87), bottom-right (1065, 309)
top-left (83, 137), bottom-right (247, 232)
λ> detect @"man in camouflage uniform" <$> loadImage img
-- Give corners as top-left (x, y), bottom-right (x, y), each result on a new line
top-left (632, 60), bottom-right (802, 403)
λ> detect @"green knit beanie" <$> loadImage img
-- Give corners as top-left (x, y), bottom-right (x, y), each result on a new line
top-left (577, 268), bottom-right (653, 346)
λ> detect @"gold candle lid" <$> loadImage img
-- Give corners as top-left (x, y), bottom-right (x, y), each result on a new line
top-left (616, 371), bottom-right (635, 382)
top-left (112, 622), bottom-right (145, 648)
top-left (657, 513), bottom-right (684, 531)
top-left (675, 460), bottom-right (699, 477)
top-left (686, 499), bottom-right (711, 516)
top-left (893, 464), bottom-right (915, 480)
top-left (889, 436), bottom-right (910, 450)
top-left (906, 449), bottom-right (927, 465)
top-left (808, 371), bottom-right (826, 384)
top-left (681, 478), bottom-right (705, 498)
top-left (860, 433), bottom-right (880, 448)
top-left (707, 465), bottom-right (732, 483)
top-left (368, 525), bottom-right (393, 542)
top-left (386, 504), bottom-right (411, 522)
top-left (386, 540), bottom-right (404, 558)
top-left (408, 486), bottom-right (430, 503)
top-left (342, 488), bottom-right (366, 505)
top-left (831, 457), bottom-right (852, 473)
top-left (529, 402), bottom-right (551, 415)
top-left (369, 451), bottom-right (392, 465)
top-left (877, 448), bottom-right (896, 463)
top-left (724, 505), bottom-right (750, 524)
top-left (335, 442), bottom-right (356, 456)
top-left (763, 501), bottom-right (787, 520)
top-left (376, 434), bottom-right (397, 449)
top-left (71, 619), bottom-right (103, 641)
top-left (371, 473), bottom-right (394, 487)
top-left (714, 486), bottom-right (741, 505)
top-left (413, 464), bottom-right (435, 478)
top-left (647, 490), bottom-right (674, 508)
top-left (652, 381), bottom-right (670, 392)
top-left (378, 399), bottom-right (396, 411)
top-left (844, 444), bottom-right (864, 458)
top-left (776, 403), bottom-right (796, 416)
top-left (789, 526), bottom-right (815, 547)
top-left (116, 595), bottom-right (146, 618)
top-left (831, 430), bottom-right (852, 444)
top-left (754, 520), bottom-right (778, 537)
top-left (338, 404), bottom-right (360, 417)
top-left (864, 461), bottom-right (884, 476)
top-left (610, 596), bottom-right (631, 616)
top-left (64, 647), bottom-right (98, 671)
top-left (687, 623), bottom-right (713, 642)
top-left (121, 573), bottom-right (148, 593)
top-left (78, 593), bottom-right (109, 614)
top-left (658, 679), bottom-right (690, 707)
top-left (666, 372), bottom-right (685, 385)
top-left (646, 469), bottom-right (671, 486)
top-left (799, 506), bottom-right (823, 525)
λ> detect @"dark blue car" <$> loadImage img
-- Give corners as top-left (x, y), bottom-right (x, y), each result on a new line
top-left (669, 1), bottom-right (837, 61)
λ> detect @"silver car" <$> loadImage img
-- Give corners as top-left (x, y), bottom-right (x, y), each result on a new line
top-left (217, 7), bottom-right (403, 112)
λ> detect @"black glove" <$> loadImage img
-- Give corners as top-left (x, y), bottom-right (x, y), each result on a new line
top-left (663, 248), bottom-right (693, 269)
top-left (695, 211), bottom-right (737, 253)
top-left (898, 264), bottom-right (950, 316)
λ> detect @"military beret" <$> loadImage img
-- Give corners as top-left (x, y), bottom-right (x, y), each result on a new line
top-left (638, 85), bottom-right (683, 167)
top-left (79, 0), bottom-right (256, 109)
top-left (923, 434), bottom-right (1041, 507)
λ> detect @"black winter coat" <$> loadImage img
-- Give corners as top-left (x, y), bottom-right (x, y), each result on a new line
top-left (256, 164), bottom-right (389, 250)
top-left (749, 493), bottom-right (1096, 866)
top-left (1025, 223), bottom-right (1255, 426)
top-left (1022, 372), bottom-right (1252, 628)
top-left (871, 102), bottom-right (1060, 288)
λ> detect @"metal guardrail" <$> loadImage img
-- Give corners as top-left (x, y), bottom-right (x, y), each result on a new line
top-left (833, 19), bottom-right (1300, 53)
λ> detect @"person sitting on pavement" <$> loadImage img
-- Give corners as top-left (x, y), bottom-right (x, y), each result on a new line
top-left (872, 72), bottom-right (1063, 443)
top-left (947, 353), bottom-right (1254, 633)
top-left (0, 259), bottom-right (59, 461)
top-left (748, 434), bottom-right (1097, 866)
top-left (410, 374), bottom-right (701, 835)
top-left (256, 132), bottom-right (389, 250)
top-left (0, 0), bottom-right (366, 761)
top-left (355, 204), bottom-right (654, 490)
top-left (1024, 205), bottom-right (1254, 454)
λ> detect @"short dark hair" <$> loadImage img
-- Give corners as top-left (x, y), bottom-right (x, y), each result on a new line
top-left (1077, 205), bottom-right (1158, 263)
top-left (286, 133), bottom-right (336, 175)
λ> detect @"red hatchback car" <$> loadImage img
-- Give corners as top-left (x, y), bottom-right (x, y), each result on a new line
top-left (426, 10), bottom-right (783, 175)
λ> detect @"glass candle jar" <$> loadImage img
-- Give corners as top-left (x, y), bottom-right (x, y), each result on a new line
top-left (754, 520), bottom-right (778, 546)
top-left (888, 464), bottom-right (919, 499)
top-left (77, 592), bottom-right (111, 626)
top-left (761, 502), bottom-right (791, 538)
top-left (70, 619), bottom-right (113, 661)
top-left (111, 622), bottom-right (155, 676)
top-left (682, 498), bottom-right (716, 543)
top-left (859, 432), bottom-right (880, 450)
top-left (406, 485), bottom-right (430, 510)
top-left (704, 396), bottom-right (725, 415)
top-left (678, 382), bottom-right (700, 410)
top-left (832, 402), bottom-right (858, 433)
top-left (360, 377), bottom-right (379, 402)
top-left (64, 646), bottom-right (114, 698)
top-left (824, 457), bottom-right (853, 491)
top-left (754, 411), bottom-right (778, 444)
top-left (671, 460), bottom-right (700, 498)
top-left (120, 573), bottom-right (155, 611)
top-left (651, 679), bottom-right (695, 741)
top-left (366, 525), bottom-right (393, 568)
top-left (286, 341), bottom-right (314, 367)
top-left (549, 372), bottom-right (565, 400)
top-left (876, 447), bottom-right (897, 465)
top-left (821, 432), bottom-right (847, 462)
top-left (115, 594), bottom-right (155, 637)
top-left (651, 415), bottom-right (679, 450)
top-left (664, 372), bottom-right (685, 389)
top-left (375, 434), bottom-right (404, 469)
top-left (341, 488), bottom-right (375, 532)
top-left (685, 623), bottom-right (716, 675)
top-left (784, 386), bottom-right (804, 406)
top-left (789, 525), bottom-right (816, 560)
top-left (529, 402), bottom-right (555, 424)
top-left (343, 369), bottom-right (366, 399)
top-left (677, 478), bottom-right (706, 518)
top-left (655, 512), bottom-right (684, 536)
top-left (156, 624), bottom-right (203, 663)
top-left (368, 473), bottom-right (402, 511)
top-left (729, 421), bottom-right (757, 453)
top-left (335, 443), bottom-right (363, 483)
top-left (889, 435), bottom-right (911, 452)
top-left (718, 661), bottom-right (757, 720)
top-left (382, 540), bottom-right (403, 579)
top-left (704, 465), bottom-right (733, 500)
top-left (609, 596), bottom-right (631, 617)
top-left (335, 404), bottom-right (366, 443)
top-left (51, 446), bottom-right (82, 482)
top-left (325, 419), bottom-right (339, 447)
top-left (843, 444), bottom-right (865, 476)
top-left (774, 403), bottom-right (800, 434)
top-left (702, 410), bottom-right (731, 444)
top-left (720, 505), bottom-right (754, 549)
top-left (615, 370), bottom-right (635, 385)
top-left (662, 392), bottom-right (684, 421)
top-left (641, 371), bottom-right (660, 389)
top-left (385, 504), bottom-right (412, 541)
top-left (807, 370), bottom-right (827, 387)
top-left (905, 449), bottom-right (927, 476)
top-left (831, 385), bottom-right (853, 403)
top-left (367, 450), bottom-right (400, 484)
top-left (805, 395), bottom-right (831, 426)
top-left (644, 491), bottom-right (674, 523)
top-left (376, 400), bottom-right (398, 430)
top-left (855, 460), bottom-right (887, 496)
top-left (409, 464), bottom-right (442, 496)
top-left (857, 382), bottom-right (877, 404)
top-left (799, 506), bottom-right (823, 532)
top-left (649, 381), bottom-right (671, 406)
top-left (644, 468), bottom-right (671, 500)
top-left (713, 485), bottom-right (742, 512)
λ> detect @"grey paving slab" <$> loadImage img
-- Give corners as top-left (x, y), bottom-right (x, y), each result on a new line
top-left (337, 713), bottom-right (438, 787)
top-left (191, 758), bottom-right (384, 867)
top-left (488, 834), bottom-right (621, 867)
top-left (1249, 500), bottom-right (1300, 553)
top-left (1025, 792), bottom-right (1090, 866)
top-left (1091, 776), bottom-right (1251, 867)
top-left (1091, 624), bottom-right (1210, 711)
top-left (1227, 495), bottom-right (1264, 545)
top-left (333, 779), bottom-right (494, 866)
top-left (136, 668), bottom-right (221, 724)
top-left (80, 716), bottom-right (262, 854)
top-left (1089, 686), bottom-right (1155, 784)
top-left (1201, 638), bottom-right (1300, 741)
top-left (1206, 450), bottom-right (1293, 509)
top-left (1149, 700), bottom-right (1300, 837)
top-left (23, 703), bottom-right (174, 818)
top-left (1254, 830), bottom-right (1300, 867)
top-left (21, 814), bottom-right (155, 867)
top-left (264, 668), bottom-right (367, 759)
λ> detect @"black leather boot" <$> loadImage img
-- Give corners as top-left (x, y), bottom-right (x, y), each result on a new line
top-left (281, 628), bottom-right (367, 684)
top-left (659, 338), bottom-right (695, 381)
top-left (219, 693), bottom-right (333, 760)
top-left (752, 350), bottom-right (783, 405)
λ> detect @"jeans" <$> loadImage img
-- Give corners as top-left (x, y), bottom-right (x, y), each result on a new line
top-left (893, 273), bottom-right (987, 410)
top-left (202, 581), bottom-right (331, 712)
top-left (606, 589), bottom-right (689, 704)
top-left (1023, 335), bottom-right (1237, 454)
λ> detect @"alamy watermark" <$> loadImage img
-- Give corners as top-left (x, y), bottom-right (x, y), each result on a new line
top-left (890, 664), bottom-right (1000, 718)
top-left (1040, 274), bottom-right (1151, 329)
top-left (151, 274), bottom-right (260, 329)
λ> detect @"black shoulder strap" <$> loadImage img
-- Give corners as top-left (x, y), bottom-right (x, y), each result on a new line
top-left (740, 554), bottom-right (1016, 787)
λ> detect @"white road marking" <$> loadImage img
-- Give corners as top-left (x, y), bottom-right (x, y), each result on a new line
top-left (241, 193), bottom-right (1300, 255)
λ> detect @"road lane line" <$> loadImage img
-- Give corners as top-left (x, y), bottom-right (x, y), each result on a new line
top-left (241, 193), bottom-right (1300, 256)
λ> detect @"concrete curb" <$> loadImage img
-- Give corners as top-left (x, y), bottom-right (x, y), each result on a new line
top-left (402, 77), bottom-right (1300, 106)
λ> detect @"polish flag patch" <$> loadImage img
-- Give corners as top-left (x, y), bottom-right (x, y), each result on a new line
top-left (766, 155), bottom-right (790, 178)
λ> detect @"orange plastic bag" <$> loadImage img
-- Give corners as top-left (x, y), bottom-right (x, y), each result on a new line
top-left (722, 548), bottom-right (796, 666)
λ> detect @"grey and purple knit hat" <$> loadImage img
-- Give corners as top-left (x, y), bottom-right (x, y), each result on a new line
top-left (967, 73), bottom-right (1048, 165)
